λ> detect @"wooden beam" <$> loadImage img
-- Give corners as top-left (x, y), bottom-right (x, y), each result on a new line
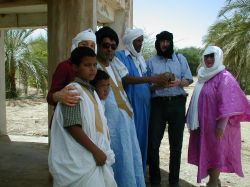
top-left (0, 12), bottom-right (47, 28)
top-left (0, 0), bottom-right (47, 8)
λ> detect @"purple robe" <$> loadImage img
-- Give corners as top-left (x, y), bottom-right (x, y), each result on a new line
top-left (188, 70), bottom-right (250, 183)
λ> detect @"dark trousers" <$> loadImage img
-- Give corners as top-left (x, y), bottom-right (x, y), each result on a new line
top-left (148, 95), bottom-right (186, 185)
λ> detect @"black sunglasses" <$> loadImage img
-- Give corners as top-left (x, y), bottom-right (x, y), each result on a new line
top-left (204, 53), bottom-right (214, 59)
top-left (102, 43), bottom-right (117, 50)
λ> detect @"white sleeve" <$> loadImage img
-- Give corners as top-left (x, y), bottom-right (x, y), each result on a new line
top-left (111, 56), bottom-right (129, 78)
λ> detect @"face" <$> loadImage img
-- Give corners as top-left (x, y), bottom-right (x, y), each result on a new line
top-left (97, 37), bottom-right (117, 62)
top-left (133, 36), bottom-right (144, 53)
top-left (204, 53), bottom-right (215, 68)
top-left (159, 39), bottom-right (171, 52)
top-left (78, 40), bottom-right (96, 51)
top-left (95, 79), bottom-right (110, 100)
top-left (75, 56), bottom-right (97, 81)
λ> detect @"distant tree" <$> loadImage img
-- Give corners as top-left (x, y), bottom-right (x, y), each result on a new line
top-left (204, 0), bottom-right (250, 93)
top-left (5, 29), bottom-right (34, 98)
top-left (28, 36), bottom-right (48, 96)
top-left (177, 47), bottom-right (202, 76)
top-left (141, 32), bottom-right (155, 60)
top-left (5, 29), bottom-right (48, 98)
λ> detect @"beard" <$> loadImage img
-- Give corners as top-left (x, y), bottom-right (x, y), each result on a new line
top-left (156, 41), bottom-right (174, 59)
top-left (158, 45), bottom-right (174, 59)
top-left (161, 48), bottom-right (174, 58)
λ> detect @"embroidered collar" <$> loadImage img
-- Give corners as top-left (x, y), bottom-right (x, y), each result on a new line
top-left (75, 77), bottom-right (95, 93)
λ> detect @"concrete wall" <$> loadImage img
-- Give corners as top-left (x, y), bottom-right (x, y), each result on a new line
top-left (0, 30), bottom-right (6, 135)
top-left (47, 0), bottom-right (97, 124)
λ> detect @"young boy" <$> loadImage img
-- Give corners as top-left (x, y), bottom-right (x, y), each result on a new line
top-left (90, 69), bottom-right (110, 103)
top-left (48, 46), bottom-right (117, 187)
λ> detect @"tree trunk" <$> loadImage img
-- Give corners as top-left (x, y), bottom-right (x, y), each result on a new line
top-left (8, 58), bottom-right (17, 98)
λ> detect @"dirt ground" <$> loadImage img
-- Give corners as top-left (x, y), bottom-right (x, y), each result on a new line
top-left (5, 84), bottom-right (250, 187)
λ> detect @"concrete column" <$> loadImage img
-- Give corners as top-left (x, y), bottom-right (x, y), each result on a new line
top-left (47, 0), bottom-right (97, 125)
top-left (48, 0), bottom-right (97, 78)
top-left (107, 0), bottom-right (133, 48)
top-left (0, 30), bottom-right (7, 135)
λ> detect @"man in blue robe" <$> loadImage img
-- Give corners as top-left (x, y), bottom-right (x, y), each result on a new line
top-left (116, 28), bottom-right (168, 174)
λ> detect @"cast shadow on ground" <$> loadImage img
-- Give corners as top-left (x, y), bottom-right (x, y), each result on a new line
top-left (0, 135), bottom-right (52, 187)
top-left (0, 135), bottom-right (195, 187)
top-left (145, 168), bottom-right (196, 187)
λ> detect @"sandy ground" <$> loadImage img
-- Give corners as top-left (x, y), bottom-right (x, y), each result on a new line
top-left (5, 82), bottom-right (250, 187)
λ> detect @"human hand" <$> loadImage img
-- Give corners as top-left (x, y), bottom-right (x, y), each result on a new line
top-left (54, 85), bottom-right (80, 106)
top-left (93, 148), bottom-right (107, 166)
top-left (169, 79), bottom-right (181, 87)
top-left (151, 73), bottom-right (174, 87)
top-left (215, 128), bottom-right (224, 139)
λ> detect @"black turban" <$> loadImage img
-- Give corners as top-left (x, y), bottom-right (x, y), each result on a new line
top-left (155, 31), bottom-right (174, 58)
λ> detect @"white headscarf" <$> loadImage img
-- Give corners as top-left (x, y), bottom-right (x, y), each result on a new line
top-left (123, 28), bottom-right (147, 74)
top-left (71, 28), bottom-right (97, 53)
top-left (187, 46), bottom-right (225, 130)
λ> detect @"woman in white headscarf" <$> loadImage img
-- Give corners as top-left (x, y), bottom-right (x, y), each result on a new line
top-left (47, 29), bottom-right (97, 107)
top-left (186, 46), bottom-right (250, 187)
top-left (71, 28), bottom-right (97, 53)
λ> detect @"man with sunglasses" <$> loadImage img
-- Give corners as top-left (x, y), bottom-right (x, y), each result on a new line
top-left (95, 26), bottom-right (145, 187)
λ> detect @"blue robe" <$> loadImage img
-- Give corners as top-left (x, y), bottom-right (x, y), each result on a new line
top-left (98, 59), bottom-right (145, 187)
top-left (116, 50), bottom-right (151, 174)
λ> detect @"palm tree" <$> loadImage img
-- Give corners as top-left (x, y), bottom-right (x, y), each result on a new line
top-left (218, 0), bottom-right (250, 17)
top-left (5, 29), bottom-right (48, 98)
top-left (203, 0), bottom-right (250, 93)
top-left (5, 29), bottom-right (34, 98)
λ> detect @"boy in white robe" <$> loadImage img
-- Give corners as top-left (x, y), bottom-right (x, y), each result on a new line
top-left (48, 46), bottom-right (117, 187)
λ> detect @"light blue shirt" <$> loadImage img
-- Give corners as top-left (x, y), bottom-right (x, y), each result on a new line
top-left (147, 52), bottom-right (193, 97)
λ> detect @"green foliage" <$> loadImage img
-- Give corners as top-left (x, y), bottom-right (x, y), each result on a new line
top-left (141, 32), bottom-right (156, 60)
top-left (28, 36), bottom-right (48, 96)
top-left (204, 0), bottom-right (250, 93)
top-left (5, 29), bottom-right (48, 98)
top-left (5, 29), bottom-right (34, 98)
top-left (177, 47), bottom-right (202, 76)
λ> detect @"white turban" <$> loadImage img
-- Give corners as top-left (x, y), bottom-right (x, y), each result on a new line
top-left (123, 28), bottom-right (144, 57)
top-left (123, 28), bottom-right (147, 74)
top-left (71, 28), bottom-right (96, 53)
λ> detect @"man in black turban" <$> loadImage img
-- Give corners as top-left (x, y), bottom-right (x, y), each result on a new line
top-left (155, 31), bottom-right (174, 59)
top-left (147, 30), bottom-right (193, 187)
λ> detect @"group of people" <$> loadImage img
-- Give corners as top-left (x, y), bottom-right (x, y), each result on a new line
top-left (47, 26), bottom-right (250, 187)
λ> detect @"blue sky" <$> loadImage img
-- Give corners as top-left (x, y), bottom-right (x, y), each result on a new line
top-left (133, 0), bottom-right (226, 48)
